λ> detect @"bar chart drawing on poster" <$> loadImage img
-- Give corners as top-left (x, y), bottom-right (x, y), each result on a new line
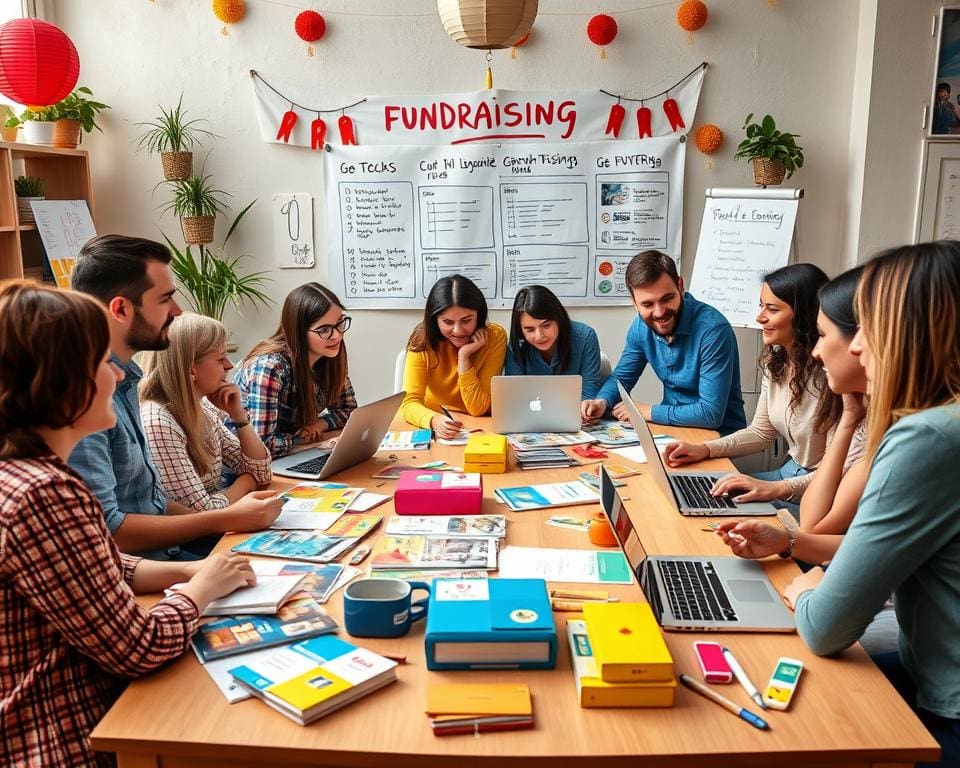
top-left (688, 187), bottom-right (802, 329)
top-left (324, 138), bottom-right (685, 309)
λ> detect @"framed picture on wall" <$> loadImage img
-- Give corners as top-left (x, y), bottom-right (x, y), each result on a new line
top-left (932, 6), bottom-right (960, 136)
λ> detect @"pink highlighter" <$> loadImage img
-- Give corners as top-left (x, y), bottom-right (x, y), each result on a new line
top-left (694, 641), bottom-right (734, 684)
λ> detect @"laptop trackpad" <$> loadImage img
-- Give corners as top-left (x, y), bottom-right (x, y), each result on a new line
top-left (727, 579), bottom-right (775, 603)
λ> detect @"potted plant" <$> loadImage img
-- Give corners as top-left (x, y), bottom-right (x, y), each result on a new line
top-left (0, 105), bottom-right (18, 142)
top-left (733, 113), bottom-right (804, 186)
top-left (136, 96), bottom-right (215, 181)
top-left (14, 175), bottom-right (44, 223)
top-left (50, 86), bottom-right (111, 149)
top-left (164, 201), bottom-right (272, 321)
top-left (6, 105), bottom-right (58, 146)
top-left (162, 174), bottom-right (231, 245)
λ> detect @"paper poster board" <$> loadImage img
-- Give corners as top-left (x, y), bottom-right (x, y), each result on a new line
top-left (688, 188), bottom-right (801, 328)
top-left (272, 193), bottom-right (315, 268)
top-left (29, 199), bottom-right (97, 288)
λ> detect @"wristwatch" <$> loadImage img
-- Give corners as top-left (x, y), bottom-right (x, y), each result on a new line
top-left (778, 531), bottom-right (796, 559)
top-left (231, 417), bottom-right (251, 429)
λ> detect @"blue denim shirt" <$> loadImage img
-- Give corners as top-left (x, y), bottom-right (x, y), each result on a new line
top-left (68, 356), bottom-right (167, 541)
top-left (504, 320), bottom-right (602, 400)
top-left (596, 293), bottom-right (746, 435)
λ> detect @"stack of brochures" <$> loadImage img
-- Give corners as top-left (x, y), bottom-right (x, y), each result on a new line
top-left (384, 514), bottom-right (506, 538)
top-left (229, 635), bottom-right (398, 725)
top-left (233, 515), bottom-right (382, 564)
top-left (370, 534), bottom-right (498, 570)
top-left (426, 683), bottom-right (534, 736)
top-left (507, 431), bottom-right (594, 450)
top-left (581, 420), bottom-right (640, 447)
top-left (378, 429), bottom-right (432, 451)
top-left (514, 447), bottom-right (579, 470)
top-left (494, 480), bottom-right (599, 511)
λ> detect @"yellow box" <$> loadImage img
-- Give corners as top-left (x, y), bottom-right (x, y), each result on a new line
top-left (582, 602), bottom-right (674, 683)
top-left (464, 433), bottom-right (508, 474)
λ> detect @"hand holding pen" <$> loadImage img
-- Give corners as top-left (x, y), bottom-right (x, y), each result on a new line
top-left (432, 405), bottom-right (463, 440)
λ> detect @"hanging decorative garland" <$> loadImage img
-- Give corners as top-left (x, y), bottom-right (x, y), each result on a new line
top-left (586, 14), bottom-right (617, 59)
top-left (212, 0), bottom-right (245, 36)
top-left (295, 10), bottom-right (326, 56)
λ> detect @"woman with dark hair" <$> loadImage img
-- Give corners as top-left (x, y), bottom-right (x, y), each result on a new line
top-left (400, 274), bottom-right (507, 438)
top-left (0, 281), bottom-right (254, 767)
top-left (505, 285), bottom-right (602, 400)
top-left (665, 263), bottom-right (840, 504)
top-left (235, 283), bottom-right (356, 457)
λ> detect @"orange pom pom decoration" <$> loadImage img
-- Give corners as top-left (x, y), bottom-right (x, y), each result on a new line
top-left (695, 124), bottom-right (723, 154)
top-left (213, 0), bottom-right (245, 24)
top-left (587, 14), bottom-right (618, 46)
top-left (295, 11), bottom-right (326, 43)
top-left (677, 0), bottom-right (708, 32)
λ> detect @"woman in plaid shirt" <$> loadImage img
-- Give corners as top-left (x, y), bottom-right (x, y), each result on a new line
top-left (140, 312), bottom-right (273, 511)
top-left (0, 282), bottom-right (256, 767)
top-left (234, 283), bottom-right (357, 458)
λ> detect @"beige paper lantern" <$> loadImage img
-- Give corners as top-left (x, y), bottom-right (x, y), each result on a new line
top-left (438, 0), bottom-right (538, 49)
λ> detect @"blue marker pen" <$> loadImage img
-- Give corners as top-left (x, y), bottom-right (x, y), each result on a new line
top-left (679, 674), bottom-right (770, 731)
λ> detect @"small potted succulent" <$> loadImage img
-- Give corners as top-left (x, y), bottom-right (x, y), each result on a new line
top-left (162, 174), bottom-right (231, 245)
top-left (136, 96), bottom-right (215, 181)
top-left (50, 87), bottom-right (111, 148)
top-left (733, 113), bottom-right (804, 186)
top-left (14, 175), bottom-right (44, 223)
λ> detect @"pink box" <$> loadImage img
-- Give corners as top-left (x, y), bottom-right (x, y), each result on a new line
top-left (394, 471), bottom-right (483, 516)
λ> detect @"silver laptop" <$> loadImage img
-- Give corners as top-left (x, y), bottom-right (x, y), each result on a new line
top-left (615, 382), bottom-right (776, 516)
top-left (491, 375), bottom-right (581, 434)
top-left (271, 392), bottom-right (404, 480)
top-left (600, 465), bottom-right (794, 632)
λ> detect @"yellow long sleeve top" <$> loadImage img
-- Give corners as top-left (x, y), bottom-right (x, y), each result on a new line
top-left (400, 323), bottom-right (508, 429)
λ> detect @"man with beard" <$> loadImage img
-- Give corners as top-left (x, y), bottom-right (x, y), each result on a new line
top-left (581, 250), bottom-right (746, 435)
top-left (69, 236), bottom-right (281, 559)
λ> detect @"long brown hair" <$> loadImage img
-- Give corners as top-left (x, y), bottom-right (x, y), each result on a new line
top-left (140, 312), bottom-right (227, 476)
top-left (856, 241), bottom-right (960, 461)
top-left (0, 281), bottom-right (110, 459)
top-left (242, 283), bottom-right (348, 429)
top-left (407, 274), bottom-right (488, 360)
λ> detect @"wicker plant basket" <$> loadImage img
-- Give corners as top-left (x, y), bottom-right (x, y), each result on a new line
top-left (161, 151), bottom-right (193, 181)
top-left (752, 157), bottom-right (786, 186)
top-left (181, 215), bottom-right (215, 245)
top-left (53, 119), bottom-right (81, 149)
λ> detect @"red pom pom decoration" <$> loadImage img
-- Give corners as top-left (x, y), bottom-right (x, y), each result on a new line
top-left (677, 0), bottom-right (708, 32)
top-left (587, 14), bottom-right (618, 46)
top-left (295, 10), bottom-right (326, 43)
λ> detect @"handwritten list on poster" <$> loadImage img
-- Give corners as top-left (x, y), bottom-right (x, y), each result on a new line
top-left (689, 190), bottom-right (800, 328)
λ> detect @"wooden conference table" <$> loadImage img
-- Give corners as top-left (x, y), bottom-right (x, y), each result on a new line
top-left (91, 418), bottom-right (939, 767)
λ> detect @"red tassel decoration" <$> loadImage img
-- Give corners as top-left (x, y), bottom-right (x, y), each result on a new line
top-left (636, 106), bottom-right (653, 139)
top-left (311, 118), bottom-right (327, 150)
top-left (276, 109), bottom-right (298, 143)
top-left (338, 114), bottom-right (357, 145)
top-left (663, 98), bottom-right (686, 132)
top-left (605, 103), bottom-right (626, 138)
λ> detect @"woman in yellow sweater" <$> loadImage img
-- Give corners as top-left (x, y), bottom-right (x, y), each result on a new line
top-left (401, 274), bottom-right (507, 438)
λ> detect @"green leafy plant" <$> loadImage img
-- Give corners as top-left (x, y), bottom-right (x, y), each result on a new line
top-left (733, 113), bottom-right (804, 179)
top-left (135, 95), bottom-right (215, 155)
top-left (52, 86), bottom-right (111, 133)
top-left (164, 200), bottom-right (272, 321)
top-left (14, 175), bottom-right (44, 197)
top-left (5, 105), bottom-right (57, 128)
top-left (162, 174), bottom-right (231, 218)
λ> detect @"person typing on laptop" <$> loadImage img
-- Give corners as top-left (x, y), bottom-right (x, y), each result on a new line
top-left (581, 250), bottom-right (746, 435)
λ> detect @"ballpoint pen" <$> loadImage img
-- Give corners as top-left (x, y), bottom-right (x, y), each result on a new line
top-left (439, 405), bottom-right (461, 424)
top-left (721, 647), bottom-right (767, 710)
top-left (549, 589), bottom-right (619, 602)
top-left (679, 674), bottom-right (769, 731)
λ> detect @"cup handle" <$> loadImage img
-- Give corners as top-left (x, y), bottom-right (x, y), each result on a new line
top-left (408, 580), bottom-right (431, 623)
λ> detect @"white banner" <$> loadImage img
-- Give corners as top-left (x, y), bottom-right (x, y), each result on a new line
top-left (323, 137), bottom-right (686, 309)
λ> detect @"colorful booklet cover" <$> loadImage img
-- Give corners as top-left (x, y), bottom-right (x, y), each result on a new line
top-left (228, 635), bottom-right (398, 725)
top-left (322, 513), bottom-right (383, 539)
top-left (384, 515), bottom-right (506, 538)
top-left (507, 431), bottom-right (594, 450)
top-left (370, 535), bottom-right (498, 570)
top-left (232, 530), bottom-right (353, 563)
top-left (272, 483), bottom-right (363, 530)
top-left (581, 421), bottom-right (639, 447)
top-left (191, 596), bottom-right (338, 662)
top-left (378, 429), bottom-right (432, 451)
top-left (494, 481), bottom-right (600, 511)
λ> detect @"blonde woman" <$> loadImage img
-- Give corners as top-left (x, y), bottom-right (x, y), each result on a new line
top-left (140, 312), bottom-right (272, 511)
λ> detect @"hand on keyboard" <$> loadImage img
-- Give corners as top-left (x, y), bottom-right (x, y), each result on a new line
top-left (709, 473), bottom-right (790, 503)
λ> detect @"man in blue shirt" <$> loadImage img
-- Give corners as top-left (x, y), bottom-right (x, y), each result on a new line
top-left (68, 235), bottom-right (281, 559)
top-left (582, 250), bottom-right (746, 435)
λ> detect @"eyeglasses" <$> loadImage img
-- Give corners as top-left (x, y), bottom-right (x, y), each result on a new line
top-left (308, 316), bottom-right (352, 340)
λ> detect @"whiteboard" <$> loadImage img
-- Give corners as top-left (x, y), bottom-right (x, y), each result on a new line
top-left (30, 199), bottom-right (97, 289)
top-left (916, 141), bottom-right (960, 241)
top-left (688, 188), bottom-right (801, 328)
top-left (322, 137), bottom-right (686, 309)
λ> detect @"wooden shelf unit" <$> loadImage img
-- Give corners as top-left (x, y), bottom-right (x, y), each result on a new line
top-left (0, 141), bottom-right (94, 281)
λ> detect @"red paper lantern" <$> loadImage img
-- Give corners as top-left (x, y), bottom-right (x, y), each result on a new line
top-left (0, 19), bottom-right (79, 106)
top-left (295, 11), bottom-right (326, 43)
top-left (587, 14), bottom-right (618, 46)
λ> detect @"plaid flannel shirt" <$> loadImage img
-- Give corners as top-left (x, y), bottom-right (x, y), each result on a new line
top-left (0, 455), bottom-right (199, 767)
top-left (233, 352), bottom-right (357, 457)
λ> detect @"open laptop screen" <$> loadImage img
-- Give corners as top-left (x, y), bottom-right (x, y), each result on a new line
top-left (599, 465), bottom-right (648, 577)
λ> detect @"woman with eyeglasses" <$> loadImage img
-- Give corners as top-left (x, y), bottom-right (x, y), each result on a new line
top-left (235, 283), bottom-right (357, 457)
top-left (140, 312), bottom-right (273, 511)
top-left (401, 274), bottom-right (507, 439)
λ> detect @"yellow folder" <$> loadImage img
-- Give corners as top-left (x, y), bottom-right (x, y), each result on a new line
top-left (425, 683), bottom-right (532, 717)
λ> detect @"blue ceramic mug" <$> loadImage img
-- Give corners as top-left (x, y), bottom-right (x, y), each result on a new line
top-left (343, 578), bottom-right (430, 638)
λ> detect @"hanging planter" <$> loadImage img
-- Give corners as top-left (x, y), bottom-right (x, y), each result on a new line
top-left (734, 113), bottom-right (803, 186)
top-left (160, 151), bottom-right (193, 181)
top-left (182, 215), bottom-right (216, 245)
top-left (438, 0), bottom-right (538, 49)
top-left (751, 158), bottom-right (786, 186)
top-left (162, 174), bottom-right (231, 246)
top-left (136, 96), bottom-right (214, 181)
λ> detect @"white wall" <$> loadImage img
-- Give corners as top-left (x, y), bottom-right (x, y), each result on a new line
top-left (48, 0), bottom-right (922, 406)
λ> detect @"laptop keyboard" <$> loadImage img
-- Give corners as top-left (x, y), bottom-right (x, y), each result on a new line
top-left (675, 475), bottom-right (737, 510)
top-left (657, 559), bottom-right (738, 622)
top-left (286, 453), bottom-right (331, 474)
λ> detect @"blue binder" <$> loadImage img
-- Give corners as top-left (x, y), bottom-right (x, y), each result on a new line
top-left (424, 578), bottom-right (557, 670)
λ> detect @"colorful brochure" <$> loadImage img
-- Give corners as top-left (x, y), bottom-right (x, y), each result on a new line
top-left (384, 515), bottom-right (506, 538)
top-left (497, 546), bottom-right (633, 584)
top-left (494, 481), bottom-right (599, 511)
top-left (370, 535), bottom-right (498, 570)
top-left (271, 483), bottom-right (363, 530)
top-left (506, 431), bottom-right (595, 450)
top-left (232, 531), bottom-right (354, 563)
top-left (378, 429), bottom-right (432, 451)
top-left (581, 420), bottom-right (639, 447)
